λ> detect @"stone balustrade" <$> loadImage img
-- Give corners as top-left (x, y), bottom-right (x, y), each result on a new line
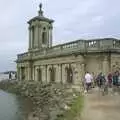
top-left (17, 38), bottom-right (120, 61)
top-left (18, 52), bottom-right (29, 59)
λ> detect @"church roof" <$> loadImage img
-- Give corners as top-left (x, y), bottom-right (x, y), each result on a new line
top-left (28, 16), bottom-right (54, 24)
top-left (28, 3), bottom-right (54, 24)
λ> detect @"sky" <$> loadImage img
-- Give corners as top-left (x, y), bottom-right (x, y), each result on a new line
top-left (0, 0), bottom-right (120, 72)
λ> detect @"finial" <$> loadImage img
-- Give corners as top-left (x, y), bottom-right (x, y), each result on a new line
top-left (38, 3), bottom-right (43, 16)
top-left (39, 3), bottom-right (42, 11)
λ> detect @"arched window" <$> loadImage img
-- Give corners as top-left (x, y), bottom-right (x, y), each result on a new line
top-left (42, 32), bottom-right (47, 44)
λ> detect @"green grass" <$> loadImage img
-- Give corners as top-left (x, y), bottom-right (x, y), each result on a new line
top-left (56, 95), bottom-right (84, 120)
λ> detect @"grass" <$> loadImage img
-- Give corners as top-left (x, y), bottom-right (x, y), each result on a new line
top-left (56, 95), bottom-right (84, 120)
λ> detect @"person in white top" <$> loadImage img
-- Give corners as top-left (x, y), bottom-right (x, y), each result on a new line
top-left (84, 72), bottom-right (92, 93)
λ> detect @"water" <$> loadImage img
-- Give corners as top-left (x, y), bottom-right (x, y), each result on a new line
top-left (0, 73), bottom-right (16, 81)
top-left (0, 73), bottom-right (9, 81)
top-left (0, 90), bottom-right (33, 120)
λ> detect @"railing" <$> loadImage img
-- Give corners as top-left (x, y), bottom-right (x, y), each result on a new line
top-left (17, 38), bottom-right (120, 60)
top-left (18, 52), bottom-right (29, 59)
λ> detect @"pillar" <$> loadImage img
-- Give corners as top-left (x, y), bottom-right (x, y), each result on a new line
top-left (57, 64), bottom-right (62, 83)
top-left (81, 63), bottom-right (85, 79)
top-left (29, 27), bottom-right (31, 49)
top-left (38, 26), bottom-right (42, 48)
top-left (31, 27), bottom-right (33, 49)
top-left (32, 66), bottom-right (35, 81)
top-left (55, 65), bottom-right (60, 83)
top-left (49, 27), bottom-right (52, 47)
top-left (25, 67), bottom-right (28, 80)
top-left (62, 64), bottom-right (67, 84)
top-left (42, 66), bottom-right (46, 83)
top-left (19, 67), bottom-right (22, 80)
top-left (102, 56), bottom-right (109, 75)
top-left (47, 65), bottom-right (51, 83)
top-left (45, 65), bottom-right (47, 83)
top-left (47, 28), bottom-right (49, 48)
top-left (34, 25), bottom-right (38, 48)
top-left (28, 62), bottom-right (32, 81)
top-left (73, 63), bottom-right (80, 85)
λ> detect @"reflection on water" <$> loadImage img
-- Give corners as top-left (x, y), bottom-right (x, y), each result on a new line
top-left (0, 90), bottom-right (33, 120)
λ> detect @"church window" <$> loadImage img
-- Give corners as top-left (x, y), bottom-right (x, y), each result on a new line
top-left (42, 32), bottom-right (47, 44)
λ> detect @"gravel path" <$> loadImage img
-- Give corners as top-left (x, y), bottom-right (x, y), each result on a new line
top-left (80, 87), bottom-right (120, 120)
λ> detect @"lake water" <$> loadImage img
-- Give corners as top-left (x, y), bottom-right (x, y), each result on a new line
top-left (0, 73), bottom-right (16, 81)
top-left (0, 90), bottom-right (33, 120)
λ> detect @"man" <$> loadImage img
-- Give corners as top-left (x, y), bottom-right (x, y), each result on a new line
top-left (96, 72), bottom-right (107, 95)
top-left (84, 72), bottom-right (92, 93)
top-left (112, 71), bottom-right (119, 93)
top-left (107, 72), bottom-right (112, 88)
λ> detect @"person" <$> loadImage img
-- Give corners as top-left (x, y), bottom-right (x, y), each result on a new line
top-left (96, 72), bottom-right (107, 95)
top-left (84, 72), bottom-right (92, 93)
top-left (9, 72), bottom-right (12, 80)
top-left (107, 72), bottom-right (112, 88)
top-left (112, 71), bottom-right (119, 92)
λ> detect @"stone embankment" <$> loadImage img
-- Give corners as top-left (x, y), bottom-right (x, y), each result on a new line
top-left (0, 80), bottom-right (83, 120)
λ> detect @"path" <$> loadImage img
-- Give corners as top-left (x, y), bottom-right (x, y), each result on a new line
top-left (80, 87), bottom-right (120, 120)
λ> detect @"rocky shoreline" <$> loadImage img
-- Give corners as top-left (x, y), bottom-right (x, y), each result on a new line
top-left (0, 80), bottom-right (83, 120)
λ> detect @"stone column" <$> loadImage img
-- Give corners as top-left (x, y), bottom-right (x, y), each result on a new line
top-left (49, 27), bottom-right (52, 47)
top-left (62, 64), bottom-right (66, 84)
top-left (45, 65), bottom-right (47, 83)
top-left (34, 66), bottom-right (38, 81)
top-left (38, 26), bottom-right (42, 48)
top-left (81, 63), bottom-right (85, 79)
top-left (32, 66), bottom-right (35, 81)
top-left (73, 63), bottom-right (79, 85)
top-left (28, 27), bottom-right (31, 49)
top-left (47, 65), bottom-right (51, 83)
top-left (25, 67), bottom-right (28, 80)
top-left (57, 64), bottom-right (62, 84)
top-left (31, 27), bottom-right (33, 49)
top-left (102, 56), bottom-right (109, 75)
top-left (42, 66), bottom-right (46, 83)
top-left (16, 65), bottom-right (19, 80)
top-left (47, 28), bottom-right (49, 48)
top-left (28, 62), bottom-right (32, 81)
top-left (18, 67), bottom-right (20, 80)
top-left (34, 25), bottom-right (39, 48)
top-left (19, 67), bottom-right (22, 80)
top-left (78, 63), bottom-right (84, 93)
top-left (55, 65), bottom-right (60, 83)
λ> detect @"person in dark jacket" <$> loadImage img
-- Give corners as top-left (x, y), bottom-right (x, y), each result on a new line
top-left (96, 72), bottom-right (106, 88)
top-left (112, 71), bottom-right (118, 86)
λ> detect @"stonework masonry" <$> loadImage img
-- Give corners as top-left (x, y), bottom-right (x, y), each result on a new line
top-left (16, 4), bottom-right (120, 91)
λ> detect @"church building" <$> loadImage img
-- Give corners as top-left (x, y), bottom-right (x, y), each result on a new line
top-left (16, 3), bottom-right (120, 90)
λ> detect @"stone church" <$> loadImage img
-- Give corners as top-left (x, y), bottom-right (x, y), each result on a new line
top-left (16, 3), bottom-right (120, 90)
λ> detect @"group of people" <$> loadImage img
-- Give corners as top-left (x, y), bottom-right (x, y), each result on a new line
top-left (84, 71), bottom-right (120, 94)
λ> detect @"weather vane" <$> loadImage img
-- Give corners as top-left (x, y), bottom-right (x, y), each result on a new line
top-left (38, 2), bottom-right (43, 16)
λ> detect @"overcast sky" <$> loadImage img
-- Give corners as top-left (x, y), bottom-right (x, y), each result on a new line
top-left (0, 0), bottom-right (120, 72)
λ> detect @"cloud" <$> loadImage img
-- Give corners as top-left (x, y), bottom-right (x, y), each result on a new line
top-left (0, 0), bottom-right (120, 71)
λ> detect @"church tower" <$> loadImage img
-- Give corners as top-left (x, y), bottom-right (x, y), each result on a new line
top-left (28, 3), bottom-right (54, 51)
